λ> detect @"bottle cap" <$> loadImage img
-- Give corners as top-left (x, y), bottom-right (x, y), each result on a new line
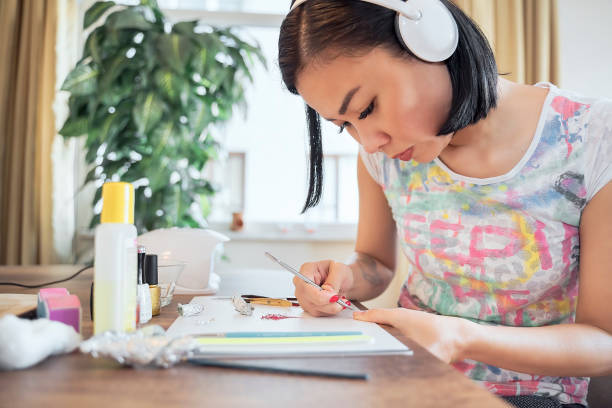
top-left (145, 254), bottom-right (158, 285)
top-left (137, 247), bottom-right (146, 285)
top-left (100, 182), bottom-right (134, 224)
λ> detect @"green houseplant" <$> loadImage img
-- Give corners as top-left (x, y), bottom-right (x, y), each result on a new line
top-left (59, 0), bottom-right (265, 232)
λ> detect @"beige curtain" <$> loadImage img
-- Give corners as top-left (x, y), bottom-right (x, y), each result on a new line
top-left (0, 0), bottom-right (58, 265)
top-left (454, 0), bottom-right (560, 85)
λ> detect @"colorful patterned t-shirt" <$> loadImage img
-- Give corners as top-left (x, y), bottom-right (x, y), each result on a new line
top-left (359, 83), bottom-right (612, 405)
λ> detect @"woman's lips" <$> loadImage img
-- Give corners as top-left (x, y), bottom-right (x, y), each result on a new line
top-left (394, 147), bottom-right (414, 161)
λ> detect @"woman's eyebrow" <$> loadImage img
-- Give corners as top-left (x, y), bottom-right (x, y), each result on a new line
top-left (338, 86), bottom-right (361, 115)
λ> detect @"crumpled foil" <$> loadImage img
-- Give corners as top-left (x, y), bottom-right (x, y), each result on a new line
top-left (232, 295), bottom-right (253, 316)
top-left (178, 302), bottom-right (204, 317)
top-left (79, 325), bottom-right (199, 368)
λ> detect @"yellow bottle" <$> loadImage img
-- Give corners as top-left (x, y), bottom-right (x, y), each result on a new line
top-left (93, 182), bottom-right (137, 334)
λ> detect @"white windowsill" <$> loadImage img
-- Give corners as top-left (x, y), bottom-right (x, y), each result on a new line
top-left (77, 222), bottom-right (357, 244)
top-left (207, 221), bottom-right (357, 243)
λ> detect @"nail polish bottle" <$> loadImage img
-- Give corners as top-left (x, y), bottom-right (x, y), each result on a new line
top-left (137, 246), bottom-right (152, 324)
top-left (145, 254), bottom-right (161, 317)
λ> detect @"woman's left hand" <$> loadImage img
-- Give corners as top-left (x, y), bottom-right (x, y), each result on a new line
top-left (353, 308), bottom-right (476, 363)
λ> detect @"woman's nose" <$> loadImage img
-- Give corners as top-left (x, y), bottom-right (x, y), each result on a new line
top-left (356, 125), bottom-right (390, 154)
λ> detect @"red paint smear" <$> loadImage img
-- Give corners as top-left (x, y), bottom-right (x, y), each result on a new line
top-left (261, 313), bottom-right (299, 320)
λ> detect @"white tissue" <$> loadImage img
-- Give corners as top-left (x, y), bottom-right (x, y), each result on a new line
top-left (0, 314), bottom-right (82, 370)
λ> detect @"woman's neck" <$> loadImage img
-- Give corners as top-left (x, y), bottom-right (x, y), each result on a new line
top-left (448, 78), bottom-right (518, 150)
top-left (438, 77), bottom-right (549, 178)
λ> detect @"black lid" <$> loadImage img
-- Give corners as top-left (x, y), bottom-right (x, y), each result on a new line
top-left (144, 254), bottom-right (158, 285)
top-left (137, 251), bottom-right (146, 284)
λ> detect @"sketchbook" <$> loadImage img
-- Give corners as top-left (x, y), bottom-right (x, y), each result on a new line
top-left (166, 296), bottom-right (412, 358)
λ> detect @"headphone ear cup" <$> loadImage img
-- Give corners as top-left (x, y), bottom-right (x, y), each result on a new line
top-left (394, 0), bottom-right (458, 62)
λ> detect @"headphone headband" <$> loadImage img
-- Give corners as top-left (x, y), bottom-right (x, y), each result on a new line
top-left (291, 0), bottom-right (421, 21)
top-left (287, 0), bottom-right (458, 62)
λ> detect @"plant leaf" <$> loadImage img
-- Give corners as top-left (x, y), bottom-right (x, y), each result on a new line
top-left (133, 92), bottom-right (165, 135)
top-left (186, 96), bottom-right (211, 137)
top-left (150, 119), bottom-right (175, 157)
top-left (84, 28), bottom-right (104, 65)
top-left (154, 69), bottom-right (188, 105)
top-left (98, 50), bottom-right (131, 91)
top-left (156, 33), bottom-right (193, 74)
top-left (59, 116), bottom-right (89, 137)
top-left (105, 7), bottom-right (155, 31)
top-left (97, 112), bottom-right (129, 143)
top-left (61, 63), bottom-right (98, 96)
top-left (84, 1), bottom-right (116, 30)
top-left (172, 21), bottom-right (197, 37)
top-left (99, 82), bottom-right (133, 106)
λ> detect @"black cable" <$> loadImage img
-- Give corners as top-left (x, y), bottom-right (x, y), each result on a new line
top-left (0, 263), bottom-right (93, 289)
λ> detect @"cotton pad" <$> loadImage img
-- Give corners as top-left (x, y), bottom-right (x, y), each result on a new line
top-left (0, 314), bottom-right (81, 370)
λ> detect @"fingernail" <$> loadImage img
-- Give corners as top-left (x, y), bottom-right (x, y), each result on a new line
top-left (329, 295), bottom-right (339, 303)
top-left (346, 300), bottom-right (351, 305)
top-left (342, 306), bottom-right (347, 310)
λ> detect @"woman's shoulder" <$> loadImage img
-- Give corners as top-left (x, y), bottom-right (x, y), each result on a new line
top-left (542, 85), bottom-right (612, 204)
top-left (537, 82), bottom-right (612, 119)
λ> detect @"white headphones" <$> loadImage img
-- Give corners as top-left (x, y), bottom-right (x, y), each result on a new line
top-left (289, 0), bottom-right (458, 62)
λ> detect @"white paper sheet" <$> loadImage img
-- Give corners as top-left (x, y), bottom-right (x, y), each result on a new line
top-left (166, 296), bottom-right (412, 358)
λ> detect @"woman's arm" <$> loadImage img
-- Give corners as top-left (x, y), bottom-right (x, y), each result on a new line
top-left (357, 182), bottom-right (612, 377)
top-left (345, 156), bottom-right (397, 301)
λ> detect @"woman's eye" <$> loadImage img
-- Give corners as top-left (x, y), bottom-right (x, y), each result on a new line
top-left (338, 99), bottom-right (374, 133)
top-left (358, 100), bottom-right (375, 120)
top-left (338, 121), bottom-right (350, 133)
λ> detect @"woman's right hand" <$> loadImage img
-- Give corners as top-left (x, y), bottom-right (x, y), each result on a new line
top-left (294, 260), bottom-right (355, 316)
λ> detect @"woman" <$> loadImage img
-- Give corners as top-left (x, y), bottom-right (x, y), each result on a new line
top-left (277, 0), bottom-right (612, 407)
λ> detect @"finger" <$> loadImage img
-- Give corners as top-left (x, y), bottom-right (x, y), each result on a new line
top-left (293, 275), bottom-right (337, 312)
top-left (294, 282), bottom-right (345, 316)
top-left (320, 261), bottom-right (345, 293)
top-left (299, 296), bottom-right (342, 317)
top-left (353, 308), bottom-right (399, 326)
top-left (294, 275), bottom-right (334, 301)
top-left (299, 260), bottom-right (330, 286)
top-left (293, 264), bottom-right (336, 304)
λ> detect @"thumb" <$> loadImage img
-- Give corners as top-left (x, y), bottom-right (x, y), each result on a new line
top-left (320, 261), bottom-right (348, 293)
top-left (353, 308), bottom-right (398, 326)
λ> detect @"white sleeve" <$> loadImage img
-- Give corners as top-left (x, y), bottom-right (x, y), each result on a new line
top-left (584, 98), bottom-right (612, 203)
top-left (358, 146), bottom-right (384, 185)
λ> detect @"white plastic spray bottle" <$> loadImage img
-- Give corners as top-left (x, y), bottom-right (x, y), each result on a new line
top-left (93, 182), bottom-right (137, 334)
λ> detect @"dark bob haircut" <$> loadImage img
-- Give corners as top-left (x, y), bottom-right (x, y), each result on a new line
top-left (278, 0), bottom-right (498, 213)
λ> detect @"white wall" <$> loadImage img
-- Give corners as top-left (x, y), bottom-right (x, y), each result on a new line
top-left (557, 0), bottom-right (612, 98)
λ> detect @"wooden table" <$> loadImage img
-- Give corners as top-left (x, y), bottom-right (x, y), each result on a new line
top-left (0, 265), bottom-right (509, 407)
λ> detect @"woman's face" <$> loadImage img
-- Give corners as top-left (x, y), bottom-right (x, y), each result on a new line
top-left (296, 47), bottom-right (454, 163)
